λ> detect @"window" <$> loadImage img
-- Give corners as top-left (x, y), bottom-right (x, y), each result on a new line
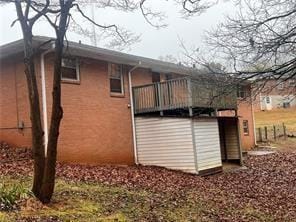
top-left (237, 86), bottom-right (249, 98)
top-left (152, 72), bottom-right (160, 83)
top-left (265, 96), bottom-right (271, 104)
top-left (238, 89), bottom-right (245, 98)
top-left (243, 120), bottom-right (249, 136)
top-left (61, 58), bottom-right (79, 82)
top-left (109, 63), bottom-right (123, 94)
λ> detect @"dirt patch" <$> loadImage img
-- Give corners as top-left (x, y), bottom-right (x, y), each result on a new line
top-left (256, 137), bottom-right (296, 153)
top-left (271, 138), bottom-right (296, 152)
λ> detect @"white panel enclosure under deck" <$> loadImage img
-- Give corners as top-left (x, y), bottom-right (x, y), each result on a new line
top-left (193, 119), bottom-right (222, 171)
top-left (135, 117), bottom-right (241, 175)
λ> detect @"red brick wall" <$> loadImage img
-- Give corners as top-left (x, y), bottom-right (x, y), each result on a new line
top-left (43, 56), bottom-right (154, 165)
top-left (237, 99), bottom-right (256, 150)
top-left (0, 57), bottom-right (32, 147)
top-left (1, 53), bottom-right (255, 164)
top-left (219, 96), bottom-right (256, 150)
top-left (0, 54), bottom-right (154, 164)
top-left (252, 96), bottom-right (262, 112)
top-left (255, 79), bottom-right (295, 96)
top-left (130, 67), bottom-right (153, 86)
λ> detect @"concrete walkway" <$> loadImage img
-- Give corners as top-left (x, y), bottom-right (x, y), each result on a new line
top-left (248, 150), bottom-right (276, 156)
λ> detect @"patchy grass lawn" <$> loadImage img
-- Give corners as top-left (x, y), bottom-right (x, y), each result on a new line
top-left (255, 107), bottom-right (296, 133)
top-left (0, 176), bottom-right (218, 222)
top-left (255, 107), bottom-right (296, 151)
top-left (0, 174), bottom-right (282, 222)
top-left (1, 177), bottom-right (168, 221)
top-left (1, 142), bottom-right (296, 221)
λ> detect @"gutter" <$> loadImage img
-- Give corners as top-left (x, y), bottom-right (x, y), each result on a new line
top-left (128, 61), bottom-right (141, 164)
top-left (40, 44), bottom-right (54, 156)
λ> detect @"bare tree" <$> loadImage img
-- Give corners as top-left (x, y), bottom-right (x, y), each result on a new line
top-left (12, 0), bottom-right (46, 200)
top-left (10, 0), bottom-right (77, 203)
top-left (178, 0), bottom-right (296, 100)
top-left (0, 0), bottom-right (213, 203)
top-left (206, 0), bottom-right (296, 86)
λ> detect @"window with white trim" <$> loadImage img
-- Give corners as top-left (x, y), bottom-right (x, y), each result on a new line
top-left (265, 96), bottom-right (271, 104)
top-left (61, 58), bottom-right (79, 82)
top-left (243, 120), bottom-right (249, 136)
top-left (109, 63), bottom-right (124, 94)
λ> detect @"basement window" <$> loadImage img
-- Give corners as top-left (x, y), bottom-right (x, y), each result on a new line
top-left (61, 58), bottom-right (80, 82)
top-left (109, 63), bottom-right (124, 95)
top-left (243, 120), bottom-right (249, 136)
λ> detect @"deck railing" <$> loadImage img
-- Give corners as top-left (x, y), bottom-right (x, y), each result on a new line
top-left (132, 77), bottom-right (237, 114)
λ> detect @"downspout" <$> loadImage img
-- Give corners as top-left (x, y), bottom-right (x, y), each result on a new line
top-left (250, 92), bottom-right (257, 146)
top-left (40, 44), bottom-right (54, 156)
top-left (128, 61), bottom-right (141, 164)
top-left (14, 61), bottom-right (20, 128)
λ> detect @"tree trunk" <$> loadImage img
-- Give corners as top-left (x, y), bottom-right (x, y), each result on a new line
top-left (39, 37), bottom-right (64, 203)
top-left (24, 37), bottom-right (46, 198)
top-left (14, 1), bottom-right (45, 199)
top-left (24, 36), bottom-right (46, 198)
top-left (39, 2), bottom-right (72, 203)
top-left (15, 0), bottom-right (73, 203)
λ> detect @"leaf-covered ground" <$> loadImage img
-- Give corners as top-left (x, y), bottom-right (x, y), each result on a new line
top-left (1, 141), bottom-right (296, 221)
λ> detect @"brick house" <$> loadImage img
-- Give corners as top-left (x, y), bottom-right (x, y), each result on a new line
top-left (0, 36), bottom-right (256, 175)
top-left (253, 79), bottom-right (296, 111)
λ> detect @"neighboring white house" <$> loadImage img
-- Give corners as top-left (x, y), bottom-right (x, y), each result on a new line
top-left (260, 94), bottom-right (296, 111)
top-left (254, 79), bottom-right (296, 111)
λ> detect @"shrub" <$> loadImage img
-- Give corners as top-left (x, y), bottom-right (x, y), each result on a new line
top-left (0, 183), bottom-right (30, 211)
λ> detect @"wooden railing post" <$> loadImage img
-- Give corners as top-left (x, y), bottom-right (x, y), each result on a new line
top-left (283, 123), bottom-right (287, 140)
top-left (157, 82), bottom-right (163, 116)
top-left (187, 78), bottom-right (193, 116)
top-left (133, 88), bottom-right (137, 114)
top-left (258, 128), bottom-right (262, 142)
top-left (264, 126), bottom-right (268, 141)
top-left (132, 77), bottom-right (238, 115)
top-left (273, 125), bottom-right (276, 140)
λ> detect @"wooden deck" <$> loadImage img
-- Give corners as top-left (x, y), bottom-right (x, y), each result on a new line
top-left (132, 77), bottom-right (237, 115)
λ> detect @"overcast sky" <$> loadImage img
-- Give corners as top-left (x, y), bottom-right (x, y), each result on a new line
top-left (0, 1), bottom-right (235, 60)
